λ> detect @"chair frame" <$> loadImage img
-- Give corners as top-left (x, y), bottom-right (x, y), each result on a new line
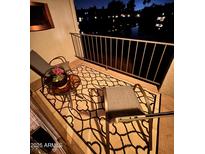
top-left (49, 56), bottom-right (73, 74)
top-left (104, 84), bottom-right (174, 154)
top-left (30, 50), bottom-right (73, 93)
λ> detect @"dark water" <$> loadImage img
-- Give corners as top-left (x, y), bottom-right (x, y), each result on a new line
top-left (130, 24), bottom-right (140, 38)
top-left (118, 24), bottom-right (173, 43)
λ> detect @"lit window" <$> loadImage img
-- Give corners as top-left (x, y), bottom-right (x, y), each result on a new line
top-left (155, 24), bottom-right (163, 27)
top-left (79, 17), bottom-right (83, 22)
top-left (121, 14), bottom-right (125, 17)
top-left (157, 17), bottom-right (162, 20)
top-left (157, 16), bottom-right (165, 22)
top-left (115, 15), bottom-right (118, 18)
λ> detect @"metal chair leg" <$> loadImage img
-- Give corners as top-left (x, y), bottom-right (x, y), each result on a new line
top-left (149, 118), bottom-right (153, 150)
top-left (41, 77), bottom-right (45, 93)
top-left (106, 114), bottom-right (110, 154)
top-left (68, 92), bottom-right (73, 108)
top-left (73, 89), bottom-right (83, 99)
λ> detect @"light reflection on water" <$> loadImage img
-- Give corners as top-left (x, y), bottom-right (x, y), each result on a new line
top-left (127, 24), bottom-right (173, 43)
top-left (130, 24), bottom-right (140, 38)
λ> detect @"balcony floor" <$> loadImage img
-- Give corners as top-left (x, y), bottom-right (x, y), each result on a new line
top-left (31, 59), bottom-right (174, 154)
top-left (70, 59), bottom-right (174, 154)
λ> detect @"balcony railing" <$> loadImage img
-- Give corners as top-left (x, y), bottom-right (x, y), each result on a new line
top-left (70, 33), bottom-right (174, 87)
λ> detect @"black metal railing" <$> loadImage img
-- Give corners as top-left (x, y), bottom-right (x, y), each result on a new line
top-left (70, 33), bottom-right (174, 87)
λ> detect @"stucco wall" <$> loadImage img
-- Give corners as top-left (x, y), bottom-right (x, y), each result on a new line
top-left (160, 60), bottom-right (174, 97)
top-left (30, 0), bottom-right (79, 83)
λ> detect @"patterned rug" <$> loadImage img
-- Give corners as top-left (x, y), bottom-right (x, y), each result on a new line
top-left (40, 65), bottom-right (161, 154)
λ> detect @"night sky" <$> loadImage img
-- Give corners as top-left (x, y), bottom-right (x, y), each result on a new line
top-left (74, 0), bottom-right (174, 11)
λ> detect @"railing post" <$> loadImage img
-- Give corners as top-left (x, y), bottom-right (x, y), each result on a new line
top-left (132, 41), bottom-right (139, 74)
top-left (139, 42), bottom-right (147, 76)
top-left (105, 37), bottom-right (108, 70)
top-left (79, 34), bottom-right (84, 58)
top-left (153, 45), bottom-right (167, 81)
top-left (100, 37), bottom-right (103, 64)
top-left (76, 35), bottom-right (81, 58)
top-left (110, 38), bottom-right (112, 67)
top-left (120, 40), bottom-right (124, 70)
top-left (91, 36), bottom-right (96, 62)
top-left (82, 35), bottom-right (89, 59)
top-left (87, 36), bottom-right (92, 61)
top-left (75, 35), bottom-right (80, 57)
top-left (115, 39), bottom-right (118, 68)
top-left (146, 43), bottom-right (156, 79)
top-left (95, 36), bottom-right (99, 63)
top-left (70, 34), bottom-right (77, 57)
top-left (126, 40), bottom-right (131, 72)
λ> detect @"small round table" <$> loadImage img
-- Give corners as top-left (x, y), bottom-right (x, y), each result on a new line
top-left (44, 73), bottom-right (81, 107)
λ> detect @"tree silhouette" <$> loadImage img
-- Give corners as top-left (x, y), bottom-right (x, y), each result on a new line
top-left (126, 0), bottom-right (135, 13)
top-left (107, 0), bottom-right (125, 15)
top-left (76, 0), bottom-right (173, 42)
top-left (143, 0), bottom-right (151, 5)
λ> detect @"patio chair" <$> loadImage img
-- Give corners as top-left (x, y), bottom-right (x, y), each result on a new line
top-left (30, 49), bottom-right (72, 92)
top-left (103, 84), bottom-right (174, 154)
